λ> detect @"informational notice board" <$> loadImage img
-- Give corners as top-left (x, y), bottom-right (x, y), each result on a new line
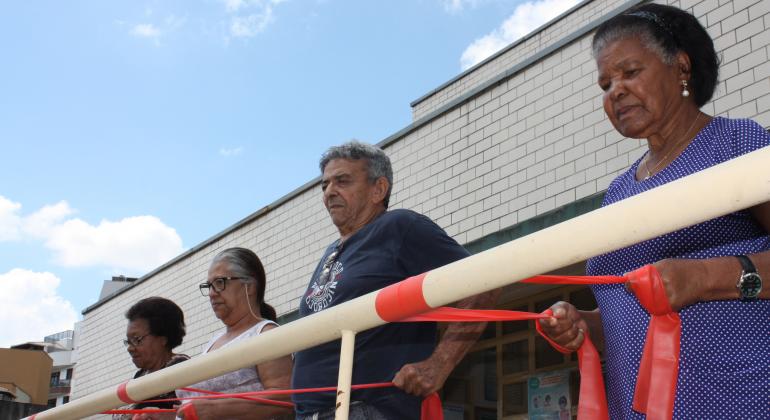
top-left (528, 369), bottom-right (571, 420)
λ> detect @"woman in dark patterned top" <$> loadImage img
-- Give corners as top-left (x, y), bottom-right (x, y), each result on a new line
top-left (115, 296), bottom-right (189, 420)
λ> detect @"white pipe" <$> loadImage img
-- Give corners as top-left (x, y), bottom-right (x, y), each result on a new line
top-left (335, 330), bottom-right (356, 420)
top-left (29, 146), bottom-right (770, 420)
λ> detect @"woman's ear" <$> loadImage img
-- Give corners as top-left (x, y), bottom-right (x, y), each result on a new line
top-left (245, 281), bottom-right (257, 296)
top-left (675, 51), bottom-right (692, 79)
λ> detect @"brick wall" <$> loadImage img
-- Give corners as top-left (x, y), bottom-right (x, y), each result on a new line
top-left (410, 0), bottom-right (632, 120)
top-left (72, 0), bottom-right (769, 410)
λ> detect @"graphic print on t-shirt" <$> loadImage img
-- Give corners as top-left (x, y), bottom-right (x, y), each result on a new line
top-left (305, 260), bottom-right (343, 312)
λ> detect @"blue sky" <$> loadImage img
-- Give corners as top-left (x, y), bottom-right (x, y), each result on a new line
top-left (0, 0), bottom-right (580, 346)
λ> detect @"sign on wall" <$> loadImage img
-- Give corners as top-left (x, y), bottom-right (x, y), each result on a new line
top-left (528, 369), bottom-right (571, 420)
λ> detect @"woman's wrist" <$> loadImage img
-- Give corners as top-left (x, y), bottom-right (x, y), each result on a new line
top-left (578, 309), bottom-right (604, 351)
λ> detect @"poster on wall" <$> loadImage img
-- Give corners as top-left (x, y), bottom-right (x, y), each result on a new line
top-left (527, 369), bottom-right (571, 420)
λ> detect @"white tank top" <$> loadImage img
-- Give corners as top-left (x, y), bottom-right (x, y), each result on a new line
top-left (176, 319), bottom-right (277, 399)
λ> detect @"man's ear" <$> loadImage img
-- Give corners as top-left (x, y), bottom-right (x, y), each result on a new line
top-left (371, 176), bottom-right (389, 204)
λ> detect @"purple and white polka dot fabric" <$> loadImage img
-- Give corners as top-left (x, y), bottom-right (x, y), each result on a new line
top-left (587, 117), bottom-right (770, 419)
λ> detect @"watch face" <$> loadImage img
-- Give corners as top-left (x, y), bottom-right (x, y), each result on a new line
top-left (739, 273), bottom-right (762, 298)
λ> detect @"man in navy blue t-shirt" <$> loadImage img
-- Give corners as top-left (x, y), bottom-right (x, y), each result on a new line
top-left (292, 141), bottom-right (498, 419)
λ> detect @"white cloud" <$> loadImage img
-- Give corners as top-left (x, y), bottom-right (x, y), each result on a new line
top-left (460, 0), bottom-right (580, 70)
top-left (130, 23), bottom-right (161, 38)
top-left (165, 15), bottom-right (187, 31)
top-left (0, 195), bottom-right (184, 274)
top-left (0, 196), bottom-right (22, 241)
top-left (443, 0), bottom-right (481, 14)
top-left (231, 12), bottom-right (274, 37)
top-left (127, 16), bottom-right (185, 46)
top-left (22, 201), bottom-right (74, 238)
top-left (223, 0), bottom-right (287, 38)
top-left (224, 0), bottom-right (247, 12)
top-left (46, 216), bottom-right (183, 273)
top-left (219, 147), bottom-right (244, 157)
top-left (0, 269), bottom-right (78, 348)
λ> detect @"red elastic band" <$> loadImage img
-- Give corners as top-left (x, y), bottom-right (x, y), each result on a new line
top-left (534, 309), bottom-right (609, 420)
top-left (626, 265), bottom-right (680, 420)
top-left (180, 386), bottom-right (294, 408)
top-left (178, 402), bottom-right (199, 420)
top-left (116, 381), bottom-right (137, 404)
top-left (404, 306), bottom-right (547, 322)
top-left (523, 274), bottom-right (625, 285)
top-left (422, 392), bottom-right (444, 420)
top-left (375, 273), bottom-right (430, 321)
top-left (103, 409), bottom-right (175, 414)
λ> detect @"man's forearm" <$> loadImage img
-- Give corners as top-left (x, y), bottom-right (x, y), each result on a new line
top-left (430, 289), bottom-right (501, 373)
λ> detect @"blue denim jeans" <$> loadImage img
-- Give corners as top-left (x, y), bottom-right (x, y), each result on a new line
top-left (296, 401), bottom-right (388, 420)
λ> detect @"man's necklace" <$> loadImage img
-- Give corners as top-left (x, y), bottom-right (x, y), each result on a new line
top-left (643, 112), bottom-right (702, 180)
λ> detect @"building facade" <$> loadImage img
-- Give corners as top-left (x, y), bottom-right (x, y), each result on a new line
top-left (0, 327), bottom-right (80, 417)
top-left (0, 346), bottom-right (52, 414)
top-left (44, 329), bottom-right (78, 408)
top-left (74, 0), bottom-right (770, 418)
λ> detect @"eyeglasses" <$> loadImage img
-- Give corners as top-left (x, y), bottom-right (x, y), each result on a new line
top-left (317, 244), bottom-right (342, 286)
top-left (199, 276), bottom-right (249, 297)
top-left (123, 334), bottom-right (149, 347)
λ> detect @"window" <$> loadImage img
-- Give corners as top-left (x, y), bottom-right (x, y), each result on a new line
top-left (50, 372), bottom-right (59, 387)
top-left (441, 284), bottom-right (598, 419)
top-left (65, 368), bottom-right (74, 380)
top-left (47, 398), bottom-right (57, 408)
top-left (63, 396), bottom-right (70, 404)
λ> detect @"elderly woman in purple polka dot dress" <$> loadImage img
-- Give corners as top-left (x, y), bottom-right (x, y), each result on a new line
top-left (538, 3), bottom-right (770, 419)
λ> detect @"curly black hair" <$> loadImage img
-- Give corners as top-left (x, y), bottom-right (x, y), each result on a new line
top-left (126, 296), bottom-right (186, 350)
top-left (592, 3), bottom-right (719, 107)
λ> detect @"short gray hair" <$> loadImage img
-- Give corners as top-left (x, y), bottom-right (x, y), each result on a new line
top-left (592, 24), bottom-right (675, 66)
top-left (319, 140), bottom-right (393, 208)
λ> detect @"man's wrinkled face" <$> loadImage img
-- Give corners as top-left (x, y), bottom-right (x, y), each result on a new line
top-left (321, 158), bottom-right (381, 232)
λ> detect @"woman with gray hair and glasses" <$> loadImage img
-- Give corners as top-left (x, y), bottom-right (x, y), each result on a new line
top-left (172, 247), bottom-right (293, 419)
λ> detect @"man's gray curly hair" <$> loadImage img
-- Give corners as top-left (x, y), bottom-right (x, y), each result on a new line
top-left (319, 140), bottom-right (393, 208)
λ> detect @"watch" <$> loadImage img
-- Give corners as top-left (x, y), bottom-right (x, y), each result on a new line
top-left (736, 255), bottom-right (762, 301)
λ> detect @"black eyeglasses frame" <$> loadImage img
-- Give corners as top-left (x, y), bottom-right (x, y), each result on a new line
top-left (199, 276), bottom-right (250, 297)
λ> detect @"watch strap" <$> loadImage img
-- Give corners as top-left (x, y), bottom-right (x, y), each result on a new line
top-left (736, 255), bottom-right (761, 301)
top-left (736, 254), bottom-right (757, 274)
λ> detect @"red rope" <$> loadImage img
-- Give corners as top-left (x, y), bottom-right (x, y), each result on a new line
top-left (179, 386), bottom-right (294, 408)
top-left (103, 408), bottom-right (175, 414)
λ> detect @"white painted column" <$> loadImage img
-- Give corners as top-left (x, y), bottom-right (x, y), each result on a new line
top-left (334, 330), bottom-right (356, 420)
